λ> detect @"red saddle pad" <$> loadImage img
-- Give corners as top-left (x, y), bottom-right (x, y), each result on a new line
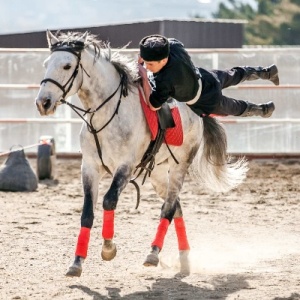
top-left (138, 88), bottom-right (183, 146)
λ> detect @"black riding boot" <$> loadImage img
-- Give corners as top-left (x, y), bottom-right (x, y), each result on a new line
top-left (241, 64), bottom-right (279, 86)
top-left (239, 101), bottom-right (275, 118)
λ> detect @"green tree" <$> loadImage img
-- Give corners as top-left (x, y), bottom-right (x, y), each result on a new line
top-left (212, 0), bottom-right (300, 45)
top-left (274, 12), bottom-right (300, 44)
top-left (213, 1), bottom-right (256, 20)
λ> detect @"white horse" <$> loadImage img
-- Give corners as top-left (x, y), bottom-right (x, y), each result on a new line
top-left (35, 30), bottom-right (248, 277)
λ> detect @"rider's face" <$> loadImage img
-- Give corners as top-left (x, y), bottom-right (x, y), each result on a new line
top-left (143, 58), bottom-right (168, 73)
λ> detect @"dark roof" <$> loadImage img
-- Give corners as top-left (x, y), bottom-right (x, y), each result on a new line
top-left (0, 19), bottom-right (245, 48)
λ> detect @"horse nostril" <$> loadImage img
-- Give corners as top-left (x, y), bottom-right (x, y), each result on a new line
top-left (43, 99), bottom-right (52, 110)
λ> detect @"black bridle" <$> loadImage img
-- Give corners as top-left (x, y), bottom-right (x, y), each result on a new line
top-left (40, 41), bottom-right (125, 175)
top-left (41, 41), bottom-right (87, 100)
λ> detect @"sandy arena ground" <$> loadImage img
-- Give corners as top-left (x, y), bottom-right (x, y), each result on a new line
top-left (0, 157), bottom-right (299, 300)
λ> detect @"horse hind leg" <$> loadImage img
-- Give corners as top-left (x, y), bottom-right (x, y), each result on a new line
top-left (143, 209), bottom-right (173, 267)
top-left (144, 162), bottom-right (190, 270)
top-left (144, 162), bottom-right (170, 267)
top-left (144, 191), bottom-right (176, 267)
top-left (145, 199), bottom-right (191, 274)
top-left (174, 200), bottom-right (191, 275)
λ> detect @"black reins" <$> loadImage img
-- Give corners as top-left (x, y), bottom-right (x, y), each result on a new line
top-left (40, 41), bottom-right (140, 208)
top-left (61, 79), bottom-right (124, 176)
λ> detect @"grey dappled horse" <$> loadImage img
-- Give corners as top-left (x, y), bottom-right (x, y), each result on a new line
top-left (35, 31), bottom-right (248, 277)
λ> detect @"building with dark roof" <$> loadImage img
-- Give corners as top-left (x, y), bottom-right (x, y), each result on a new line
top-left (0, 19), bottom-right (246, 49)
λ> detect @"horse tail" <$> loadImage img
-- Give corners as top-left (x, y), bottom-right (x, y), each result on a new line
top-left (189, 116), bottom-right (248, 193)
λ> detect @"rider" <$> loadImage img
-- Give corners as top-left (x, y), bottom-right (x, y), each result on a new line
top-left (138, 34), bottom-right (279, 118)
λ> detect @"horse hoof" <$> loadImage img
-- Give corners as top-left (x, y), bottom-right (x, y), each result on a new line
top-left (65, 265), bottom-right (82, 277)
top-left (143, 252), bottom-right (159, 267)
top-left (101, 240), bottom-right (117, 261)
top-left (179, 250), bottom-right (190, 275)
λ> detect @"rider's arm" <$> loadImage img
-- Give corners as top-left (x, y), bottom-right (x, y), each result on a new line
top-left (138, 64), bottom-right (160, 111)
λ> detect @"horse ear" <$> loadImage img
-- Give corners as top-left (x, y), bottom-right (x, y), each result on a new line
top-left (46, 30), bottom-right (59, 48)
top-left (78, 31), bottom-right (89, 43)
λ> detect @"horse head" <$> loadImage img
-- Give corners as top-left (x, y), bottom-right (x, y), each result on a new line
top-left (35, 30), bottom-right (88, 115)
top-left (36, 30), bottom-right (138, 116)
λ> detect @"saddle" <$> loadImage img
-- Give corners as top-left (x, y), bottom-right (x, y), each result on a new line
top-left (135, 88), bottom-right (183, 183)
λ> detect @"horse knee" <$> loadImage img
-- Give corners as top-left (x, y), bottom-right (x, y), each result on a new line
top-left (103, 195), bottom-right (118, 210)
top-left (103, 166), bottom-right (130, 210)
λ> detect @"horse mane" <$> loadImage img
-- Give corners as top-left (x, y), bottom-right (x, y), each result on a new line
top-left (54, 31), bottom-right (140, 95)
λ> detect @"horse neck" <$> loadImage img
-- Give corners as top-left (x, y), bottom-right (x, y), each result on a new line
top-left (78, 52), bottom-right (122, 113)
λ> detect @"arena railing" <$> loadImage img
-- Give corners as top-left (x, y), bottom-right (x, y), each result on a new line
top-left (0, 47), bottom-right (299, 158)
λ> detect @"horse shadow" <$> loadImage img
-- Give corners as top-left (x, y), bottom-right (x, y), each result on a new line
top-left (38, 178), bottom-right (59, 187)
top-left (69, 273), bottom-right (253, 300)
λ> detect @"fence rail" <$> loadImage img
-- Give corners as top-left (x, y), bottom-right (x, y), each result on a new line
top-left (1, 47), bottom-right (300, 154)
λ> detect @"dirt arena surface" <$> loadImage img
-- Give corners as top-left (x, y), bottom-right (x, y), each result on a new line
top-left (0, 157), bottom-right (299, 300)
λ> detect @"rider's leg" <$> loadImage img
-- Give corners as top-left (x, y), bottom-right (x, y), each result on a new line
top-left (212, 66), bottom-right (277, 118)
top-left (213, 95), bottom-right (275, 118)
top-left (238, 65), bottom-right (279, 86)
top-left (239, 101), bottom-right (275, 118)
top-left (213, 64), bottom-right (279, 89)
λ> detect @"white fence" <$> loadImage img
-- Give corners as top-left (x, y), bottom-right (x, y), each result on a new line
top-left (0, 48), bottom-right (300, 155)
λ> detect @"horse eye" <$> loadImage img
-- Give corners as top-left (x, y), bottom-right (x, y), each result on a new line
top-left (63, 64), bottom-right (72, 70)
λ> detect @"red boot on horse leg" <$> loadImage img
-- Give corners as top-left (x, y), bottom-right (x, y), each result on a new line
top-left (101, 210), bottom-right (117, 261)
top-left (174, 215), bottom-right (191, 274)
top-left (144, 197), bottom-right (191, 274)
top-left (144, 218), bottom-right (170, 267)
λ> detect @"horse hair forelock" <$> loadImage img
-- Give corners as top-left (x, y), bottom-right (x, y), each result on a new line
top-left (54, 31), bottom-right (140, 92)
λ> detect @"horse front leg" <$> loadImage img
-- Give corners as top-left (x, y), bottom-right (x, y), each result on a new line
top-left (66, 165), bottom-right (100, 277)
top-left (101, 164), bottom-right (132, 261)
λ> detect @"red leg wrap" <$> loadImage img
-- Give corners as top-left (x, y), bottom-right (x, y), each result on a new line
top-left (75, 227), bottom-right (91, 258)
top-left (102, 210), bottom-right (115, 239)
top-left (151, 218), bottom-right (170, 250)
top-left (174, 217), bottom-right (190, 251)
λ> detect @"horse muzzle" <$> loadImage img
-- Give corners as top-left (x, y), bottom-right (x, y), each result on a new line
top-left (35, 96), bottom-right (57, 116)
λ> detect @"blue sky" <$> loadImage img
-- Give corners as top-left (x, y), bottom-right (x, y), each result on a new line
top-left (0, 0), bottom-right (256, 34)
